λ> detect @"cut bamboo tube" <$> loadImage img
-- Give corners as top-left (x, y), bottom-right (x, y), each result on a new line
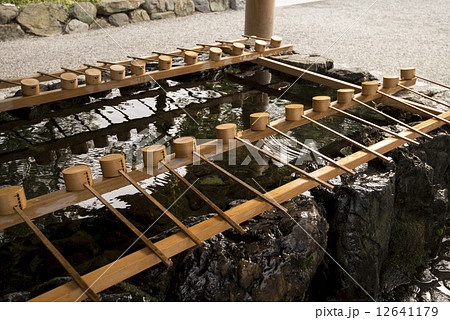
top-left (83, 183), bottom-right (172, 267)
top-left (398, 84), bottom-right (450, 108)
top-left (329, 106), bottom-right (420, 146)
top-left (242, 35), bottom-right (282, 48)
top-left (352, 98), bottom-right (433, 140)
top-left (118, 170), bottom-right (202, 246)
top-left (301, 115), bottom-right (393, 162)
top-left (130, 60), bottom-right (146, 76)
top-left (254, 40), bottom-right (267, 53)
top-left (382, 75), bottom-right (400, 89)
top-left (21, 79), bottom-right (40, 96)
top-left (158, 55), bottom-right (172, 70)
top-left (266, 125), bottom-right (355, 175)
top-left (38, 71), bottom-right (78, 89)
top-left (234, 136), bottom-right (334, 189)
top-left (193, 151), bottom-right (288, 213)
top-left (209, 47), bottom-right (223, 61)
top-left (400, 67), bottom-right (416, 80)
top-left (110, 65), bottom-right (126, 81)
top-left (285, 104), bottom-right (304, 121)
top-left (85, 68), bottom-right (102, 85)
top-left (377, 90), bottom-right (450, 125)
top-left (0, 186), bottom-right (27, 216)
top-left (416, 75), bottom-right (450, 90)
top-left (312, 96), bottom-right (331, 112)
top-left (162, 161), bottom-right (245, 234)
top-left (13, 206), bottom-right (100, 302)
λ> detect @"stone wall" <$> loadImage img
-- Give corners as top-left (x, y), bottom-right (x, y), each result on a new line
top-left (0, 0), bottom-right (245, 41)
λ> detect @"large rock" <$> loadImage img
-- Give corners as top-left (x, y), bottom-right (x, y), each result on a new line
top-left (108, 12), bottom-right (130, 26)
top-left (174, 0), bottom-right (195, 16)
top-left (129, 8), bottom-right (150, 22)
top-left (97, 0), bottom-right (145, 15)
top-left (150, 11), bottom-right (175, 20)
top-left (0, 23), bottom-right (25, 41)
top-left (310, 130), bottom-right (450, 300)
top-left (64, 19), bottom-right (89, 34)
top-left (0, 4), bottom-right (18, 25)
top-left (193, 0), bottom-right (209, 13)
top-left (68, 2), bottom-right (97, 25)
top-left (272, 53), bottom-right (334, 74)
top-left (209, 0), bottom-right (229, 12)
top-left (230, 0), bottom-right (245, 10)
top-left (142, 0), bottom-right (165, 13)
top-left (89, 17), bottom-right (111, 29)
top-left (16, 3), bottom-right (68, 36)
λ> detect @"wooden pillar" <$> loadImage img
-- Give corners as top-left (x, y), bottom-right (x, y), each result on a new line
top-left (245, 0), bottom-right (275, 39)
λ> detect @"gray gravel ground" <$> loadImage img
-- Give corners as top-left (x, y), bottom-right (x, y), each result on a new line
top-left (0, 0), bottom-right (449, 84)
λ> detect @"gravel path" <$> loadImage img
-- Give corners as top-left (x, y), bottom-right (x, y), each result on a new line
top-left (0, 0), bottom-right (449, 83)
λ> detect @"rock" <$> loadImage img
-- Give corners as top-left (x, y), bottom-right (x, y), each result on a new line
top-left (0, 23), bottom-right (25, 41)
top-left (174, 0), bottom-right (195, 16)
top-left (327, 67), bottom-right (378, 85)
top-left (89, 17), bottom-right (111, 29)
top-left (16, 3), bottom-right (68, 36)
top-left (64, 19), bottom-right (89, 34)
top-left (193, 0), bottom-right (210, 13)
top-left (272, 53), bottom-right (334, 74)
top-left (0, 4), bottom-right (18, 25)
top-left (230, 0), bottom-right (245, 10)
top-left (97, 0), bottom-right (145, 15)
top-left (129, 8), bottom-right (150, 22)
top-left (172, 197), bottom-right (327, 301)
top-left (209, 0), bottom-right (229, 12)
top-left (150, 11), bottom-right (175, 19)
top-left (108, 13), bottom-right (130, 26)
top-left (142, 0), bottom-right (166, 13)
top-left (68, 2), bottom-right (97, 25)
top-left (1, 291), bottom-right (31, 302)
top-left (166, 0), bottom-right (176, 11)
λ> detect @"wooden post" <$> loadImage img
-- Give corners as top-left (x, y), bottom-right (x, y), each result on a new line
top-left (245, 0), bottom-right (275, 39)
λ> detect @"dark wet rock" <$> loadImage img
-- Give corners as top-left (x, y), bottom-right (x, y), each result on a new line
top-left (68, 2), bottom-right (97, 25)
top-left (0, 23), bottom-right (25, 41)
top-left (272, 53), bottom-right (334, 74)
top-left (327, 67), bottom-right (378, 85)
top-left (174, 0), bottom-right (195, 17)
top-left (193, 0), bottom-right (210, 13)
top-left (0, 291), bottom-right (31, 302)
top-left (16, 3), bottom-right (68, 36)
top-left (0, 4), bottom-right (18, 24)
top-left (309, 130), bottom-right (450, 301)
top-left (108, 12), bottom-right (130, 26)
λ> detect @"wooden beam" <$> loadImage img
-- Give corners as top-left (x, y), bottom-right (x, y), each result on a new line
top-left (0, 46), bottom-right (292, 112)
top-left (0, 85), bottom-right (418, 231)
top-left (30, 110), bottom-right (450, 302)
